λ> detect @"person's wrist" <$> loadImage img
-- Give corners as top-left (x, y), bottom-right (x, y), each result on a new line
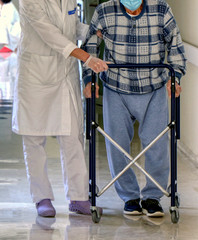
top-left (83, 55), bottom-right (93, 67)
top-left (84, 54), bottom-right (90, 63)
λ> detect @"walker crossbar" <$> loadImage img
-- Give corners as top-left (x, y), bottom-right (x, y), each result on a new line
top-left (87, 63), bottom-right (180, 223)
top-left (95, 124), bottom-right (171, 197)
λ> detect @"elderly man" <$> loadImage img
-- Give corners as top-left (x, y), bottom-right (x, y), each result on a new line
top-left (83, 0), bottom-right (186, 217)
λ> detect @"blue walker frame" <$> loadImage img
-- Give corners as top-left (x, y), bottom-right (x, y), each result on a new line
top-left (86, 64), bottom-right (180, 223)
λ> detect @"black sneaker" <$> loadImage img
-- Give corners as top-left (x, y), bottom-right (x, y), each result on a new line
top-left (141, 199), bottom-right (164, 217)
top-left (124, 199), bottom-right (142, 215)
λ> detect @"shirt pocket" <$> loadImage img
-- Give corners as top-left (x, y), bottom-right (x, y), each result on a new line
top-left (29, 54), bottom-right (57, 85)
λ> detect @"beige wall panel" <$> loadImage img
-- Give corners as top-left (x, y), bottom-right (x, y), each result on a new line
top-left (167, 0), bottom-right (198, 47)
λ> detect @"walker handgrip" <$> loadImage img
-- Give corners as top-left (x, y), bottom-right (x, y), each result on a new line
top-left (107, 63), bottom-right (175, 78)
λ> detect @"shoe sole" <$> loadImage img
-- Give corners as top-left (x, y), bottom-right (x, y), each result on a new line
top-left (142, 209), bottom-right (164, 217)
top-left (38, 211), bottom-right (56, 218)
top-left (123, 210), bottom-right (142, 215)
top-left (69, 205), bottom-right (91, 215)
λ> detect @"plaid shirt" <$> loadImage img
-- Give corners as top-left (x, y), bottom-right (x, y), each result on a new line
top-left (82, 0), bottom-right (186, 94)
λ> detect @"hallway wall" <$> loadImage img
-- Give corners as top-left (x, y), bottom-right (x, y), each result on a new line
top-left (84, 0), bottom-right (98, 24)
top-left (167, 0), bottom-right (198, 166)
top-left (12, 0), bottom-right (19, 10)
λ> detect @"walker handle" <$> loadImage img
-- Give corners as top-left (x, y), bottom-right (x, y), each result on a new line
top-left (86, 63), bottom-right (180, 139)
top-left (107, 63), bottom-right (180, 139)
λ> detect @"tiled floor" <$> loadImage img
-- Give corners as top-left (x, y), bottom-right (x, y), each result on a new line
top-left (1, 54), bottom-right (198, 239)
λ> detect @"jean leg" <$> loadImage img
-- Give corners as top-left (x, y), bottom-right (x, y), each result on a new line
top-left (138, 87), bottom-right (170, 200)
top-left (103, 87), bottom-right (140, 202)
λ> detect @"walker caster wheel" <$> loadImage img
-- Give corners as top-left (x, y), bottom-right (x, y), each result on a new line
top-left (92, 210), bottom-right (101, 223)
top-left (170, 209), bottom-right (179, 223)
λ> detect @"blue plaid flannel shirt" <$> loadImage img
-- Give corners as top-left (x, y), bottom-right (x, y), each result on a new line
top-left (82, 0), bottom-right (187, 94)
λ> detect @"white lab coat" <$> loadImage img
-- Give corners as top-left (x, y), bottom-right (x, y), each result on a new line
top-left (0, 2), bottom-right (21, 51)
top-left (12, 0), bottom-right (89, 136)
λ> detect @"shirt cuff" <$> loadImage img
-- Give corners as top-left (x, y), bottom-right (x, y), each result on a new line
top-left (169, 71), bottom-right (182, 84)
top-left (84, 75), bottom-right (92, 86)
top-left (62, 42), bottom-right (78, 59)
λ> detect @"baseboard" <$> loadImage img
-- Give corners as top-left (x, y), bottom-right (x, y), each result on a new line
top-left (177, 141), bottom-right (198, 168)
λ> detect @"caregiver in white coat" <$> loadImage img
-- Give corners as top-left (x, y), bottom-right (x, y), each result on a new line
top-left (12, 0), bottom-right (108, 217)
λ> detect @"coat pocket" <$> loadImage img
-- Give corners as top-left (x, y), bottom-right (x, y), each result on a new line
top-left (29, 54), bottom-right (57, 85)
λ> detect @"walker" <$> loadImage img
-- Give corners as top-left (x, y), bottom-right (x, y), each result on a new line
top-left (86, 64), bottom-right (180, 224)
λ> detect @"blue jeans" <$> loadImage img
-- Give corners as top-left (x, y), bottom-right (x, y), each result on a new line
top-left (103, 86), bottom-right (170, 202)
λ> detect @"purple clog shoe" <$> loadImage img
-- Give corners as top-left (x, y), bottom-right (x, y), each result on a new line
top-left (36, 199), bottom-right (56, 217)
top-left (69, 200), bottom-right (103, 215)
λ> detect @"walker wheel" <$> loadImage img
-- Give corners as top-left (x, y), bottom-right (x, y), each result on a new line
top-left (92, 210), bottom-right (101, 223)
top-left (171, 209), bottom-right (179, 223)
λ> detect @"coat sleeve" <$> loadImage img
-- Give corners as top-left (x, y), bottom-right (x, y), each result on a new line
top-left (81, 7), bottom-right (103, 84)
top-left (76, 19), bottom-right (89, 42)
top-left (6, 4), bottom-right (21, 51)
top-left (163, 5), bottom-right (187, 80)
top-left (0, 18), bottom-right (9, 47)
top-left (19, 0), bottom-right (77, 59)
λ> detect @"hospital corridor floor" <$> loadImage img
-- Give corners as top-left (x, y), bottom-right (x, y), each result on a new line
top-left (0, 102), bottom-right (198, 240)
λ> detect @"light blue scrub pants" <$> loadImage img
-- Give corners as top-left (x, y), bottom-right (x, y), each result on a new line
top-left (103, 85), bottom-right (170, 203)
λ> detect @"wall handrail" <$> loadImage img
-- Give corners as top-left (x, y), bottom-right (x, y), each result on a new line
top-left (183, 42), bottom-right (198, 67)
